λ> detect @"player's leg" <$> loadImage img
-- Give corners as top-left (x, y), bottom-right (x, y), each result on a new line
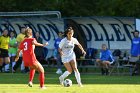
top-left (0, 49), bottom-right (4, 72)
top-left (30, 62), bottom-right (45, 88)
top-left (59, 62), bottom-right (72, 85)
top-left (21, 61), bottom-right (29, 73)
top-left (56, 54), bottom-right (62, 74)
top-left (5, 53), bottom-right (14, 72)
top-left (70, 60), bottom-right (83, 87)
top-left (20, 61), bottom-right (25, 73)
top-left (11, 54), bottom-right (16, 72)
top-left (102, 61), bottom-right (110, 75)
top-left (37, 62), bottom-right (45, 88)
top-left (96, 59), bottom-right (105, 75)
top-left (4, 57), bottom-right (10, 72)
top-left (28, 68), bottom-right (35, 87)
top-left (13, 57), bottom-right (22, 72)
top-left (1, 49), bottom-right (10, 72)
top-left (0, 58), bottom-right (4, 72)
top-left (4, 62), bottom-right (10, 72)
top-left (96, 59), bottom-right (105, 67)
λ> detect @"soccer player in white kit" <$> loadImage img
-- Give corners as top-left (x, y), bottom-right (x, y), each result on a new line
top-left (58, 27), bottom-right (86, 87)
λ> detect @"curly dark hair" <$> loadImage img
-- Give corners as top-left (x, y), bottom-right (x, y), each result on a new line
top-left (64, 27), bottom-right (74, 37)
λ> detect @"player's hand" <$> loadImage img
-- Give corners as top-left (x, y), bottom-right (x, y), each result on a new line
top-left (43, 42), bottom-right (49, 46)
top-left (59, 51), bottom-right (64, 56)
top-left (15, 56), bottom-right (19, 62)
top-left (82, 50), bottom-right (86, 56)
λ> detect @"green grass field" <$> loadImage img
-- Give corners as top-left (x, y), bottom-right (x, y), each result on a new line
top-left (0, 72), bottom-right (140, 93)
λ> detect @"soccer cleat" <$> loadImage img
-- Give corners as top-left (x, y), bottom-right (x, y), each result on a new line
top-left (12, 69), bottom-right (16, 73)
top-left (28, 82), bottom-right (33, 87)
top-left (78, 83), bottom-right (83, 87)
top-left (5, 69), bottom-right (10, 73)
top-left (40, 86), bottom-right (47, 89)
top-left (56, 69), bottom-right (62, 75)
top-left (59, 76), bottom-right (64, 86)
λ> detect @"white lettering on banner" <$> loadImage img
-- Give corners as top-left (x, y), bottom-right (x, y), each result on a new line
top-left (70, 17), bottom-right (134, 49)
top-left (0, 17), bottom-right (135, 58)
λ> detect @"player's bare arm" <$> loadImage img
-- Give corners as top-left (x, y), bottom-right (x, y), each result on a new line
top-left (15, 49), bottom-right (21, 62)
top-left (77, 44), bottom-right (86, 55)
top-left (58, 48), bottom-right (64, 56)
top-left (32, 39), bottom-right (48, 47)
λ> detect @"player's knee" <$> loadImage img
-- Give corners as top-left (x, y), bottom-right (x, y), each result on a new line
top-left (5, 61), bottom-right (10, 64)
top-left (38, 70), bottom-right (44, 73)
top-left (73, 68), bottom-right (78, 72)
top-left (96, 59), bottom-right (100, 62)
top-left (40, 68), bottom-right (44, 73)
top-left (37, 67), bottom-right (44, 73)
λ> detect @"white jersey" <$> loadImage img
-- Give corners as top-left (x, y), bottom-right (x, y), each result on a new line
top-left (59, 37), bottom-right (79, 62)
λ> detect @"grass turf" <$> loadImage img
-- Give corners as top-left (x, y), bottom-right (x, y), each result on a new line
top-left (0, 73), bottom-right (140, 93)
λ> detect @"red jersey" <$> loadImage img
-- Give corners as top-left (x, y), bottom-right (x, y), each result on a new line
top-left (19, 38), bottom-right (37, 66)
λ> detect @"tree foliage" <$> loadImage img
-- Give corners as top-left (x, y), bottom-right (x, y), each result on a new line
top-left (0, 0), bottom-right (140, 17)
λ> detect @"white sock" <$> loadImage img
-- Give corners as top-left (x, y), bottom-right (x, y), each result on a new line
top-left (12, 62), bottom-right (16, 71)
top-left (61, 71), bottom-right (70, 79)
top-left (21, 62), bottom-right (25, 71)
top-left (12, 62), bottom-right (16, 68)
top-left (74, 71), bottom-right (81, 84)
top-left (5, 64), bottom-right (9, 71)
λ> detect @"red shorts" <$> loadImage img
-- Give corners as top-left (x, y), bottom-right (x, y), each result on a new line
top-left (24, 61), bottom-right (38, 67)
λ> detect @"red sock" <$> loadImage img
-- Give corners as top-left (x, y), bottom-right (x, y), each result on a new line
top-left (29, 69), bottom-right (35, 82)
top-left (39, 72), bottom-right (45, 87)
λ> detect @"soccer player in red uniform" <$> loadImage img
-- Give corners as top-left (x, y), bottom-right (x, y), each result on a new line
top-left (15, 27), bottom-right (48, 89)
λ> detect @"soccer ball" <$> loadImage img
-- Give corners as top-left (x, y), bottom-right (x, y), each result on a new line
top-left (63, 79), bottom-right (72, 87)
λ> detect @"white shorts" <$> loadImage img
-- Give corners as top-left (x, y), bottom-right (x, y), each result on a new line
top-left (61, 52), bottom-right (76, 63)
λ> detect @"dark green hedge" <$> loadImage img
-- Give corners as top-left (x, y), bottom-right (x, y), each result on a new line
top-left (0, 0), bottom-right (140, 17)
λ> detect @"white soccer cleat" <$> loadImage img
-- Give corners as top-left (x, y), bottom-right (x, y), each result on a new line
top-left (12, 69), bottom-right (16, 73)
top-left (78, 83), bottom-right (83, 87)
top-left (40, 86), bottom-right (47, 89)
top-left (28, 81), bottom-right (33, 87)
top-left (56, 69), bottom-right (62, 75)
top-left (59, 76), bottom-right (64, 86)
